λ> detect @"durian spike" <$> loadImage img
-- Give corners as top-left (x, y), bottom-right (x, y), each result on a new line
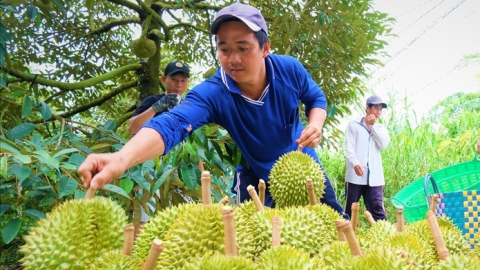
top-left (396, 208), bottom-right (404, 232)
top-left (218, 196), bottom-right (230, 206)
top-left (272, 216), bottom-right (282, 247)
top-left (426, 210), bottom-right (450, 260)
top-left (85, 187), bottom-right (96, 199)
top-left (201, 171), bottom-right (212, 205)
top-left (365, 210), bottom-right (376, 226)
top-left (258, 179), bottom-right (266, 206)
top-left (334, 220), bottom-right (347, 242)
top-left (247, 185), bottom-right (264, 211)
top-left (306, 179), bottom-right (317, 205)
top-left (221, 206), bottom-right (238, 256)
top-left (351, 202), bottom-right (359, 230)
top-left (337, 220), bottom-right (363, 256)
top-left (122, 223), bottom-right (135, 256)
top-left (429, 194), bottom-right (438, 212)
top-left (142, 239), bottom-right (164, 270)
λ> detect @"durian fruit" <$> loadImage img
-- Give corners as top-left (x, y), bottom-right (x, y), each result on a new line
top-left (354, 245), bottom-right (417, 270)
top-left (256, 245), bottom-right (323, 270)
top-left (242, 206), bottom-right (338, 259)
top-left (88, 250), bottom-right (143, 270)
top-left (435, 253), bottom-right (480, 270)
top-left (317, 241), bottom-right (358, 270)
top-left (134, 202), bottom-right (197, 259)
top-left (385, 233), bottom-right (436, 269)
top-left (156, 204), bottom-right (225, 269)
top-left (182, 253), bottom-right (257, 270)
top-left (404, 216), bottom-right (470, 263)
top-left (356, 220), bottom-right (396, 251)
top-left (130, 37), bottom-right (157, 58)
top-left (233, 201), bottom-right (258, 259)
top-left (269, 151), bottom-right (326, 208)
top-left (19, 197), bottom-right (127, 270)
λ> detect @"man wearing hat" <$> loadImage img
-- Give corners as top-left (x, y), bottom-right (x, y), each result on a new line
top-left (79, 3), bottom-right (348, 219)
top-left (344, 95), bottom-right (391, 221)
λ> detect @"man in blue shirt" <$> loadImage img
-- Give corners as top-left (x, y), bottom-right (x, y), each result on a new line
top-left (79, 3), bottom-right (347, 218)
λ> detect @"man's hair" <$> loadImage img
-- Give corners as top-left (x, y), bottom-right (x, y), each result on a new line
top-left (214, 17), bottom-right (269, 48)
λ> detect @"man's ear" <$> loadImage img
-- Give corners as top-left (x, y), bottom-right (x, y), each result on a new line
top-left (262, 41), bottom-right (271, 58)
top-left (161, 76), bottom-right (167, 83)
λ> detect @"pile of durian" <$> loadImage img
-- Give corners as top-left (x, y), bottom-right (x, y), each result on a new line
top-left (20, 151), bottom-right (480, 269)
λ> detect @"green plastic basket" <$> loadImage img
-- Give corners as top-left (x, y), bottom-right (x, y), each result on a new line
top-left (391, 154), bottom-right (480, 223)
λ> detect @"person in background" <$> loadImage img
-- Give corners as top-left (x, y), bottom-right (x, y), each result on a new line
top-left (79, 3), bottom-right (348, 219)
top-left (344, 95), bottom-right (390, 221)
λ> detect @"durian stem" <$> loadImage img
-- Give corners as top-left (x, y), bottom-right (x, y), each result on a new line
top-left (85, 187), bottom-right (96, 199)
top-left (141, 15), bottom-right (152, 38)
top-left (334, 220), bottom-right (347, 241)
top-left (221, 206), bottom-right (238, 256)
top-left (201, 171), bottom-right (212, 205)
top-left (122, 223), bottom-right (135, 256)
top-left (426, 210), bottom-right (450, 260)
top-left (258, 179), bottom-right (266, 206)
top-left (218, 196), bottom-right (230, 205)
top-left (351, 202), bottom-right (359, 230)
top-left (430, 194), bottom-right (438, 212)
top-left (365, 210), bottom-right (376, 226)
top-left (396, 208), bottom-right (404, 232)
top-left (338, 220), bottom-right (363, 256)
top-left (247, 185), bottom-right (264, 211)
top-left (142, 239), bottom-right (164, 270)
top-left (272, 216), bottom-right (282, 247)
top-left (306, 179), bottom-right (317, 205)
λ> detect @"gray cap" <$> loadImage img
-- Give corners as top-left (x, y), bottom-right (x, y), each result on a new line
top-left (366, 95), bottom-right (387, 108)
top-left (210, 3), bottom-right (268, 36)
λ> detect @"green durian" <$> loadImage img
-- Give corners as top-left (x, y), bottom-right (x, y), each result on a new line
top-left (355, 245), bottom-right (416, 270)
top-left (88, 250), bottom-right (143, 270)
top-left (385, 233), bottom-right (435, 270)
top-left (182, 253), bottom-right (257, 270)
top-left (256, 245), bottom-right (323, 270)
top-left (134, 202), bottom-right (197, 260)
top-left (357, 220), bottom-right (396, 251)
top-left (156, 204), bottom-right (225, 269)
top-left (435, 253), bottom-right (480, 270)
top-left (233, 200), bottom-right (258, 259)
top-left (130, 37), bottom-right (156, 58)
top-left (19, 197), bottom-right (127, 270)
top-left (269, 151), bottom-right (326, 208)
top-left (318, 241), bottom-right (358, 270)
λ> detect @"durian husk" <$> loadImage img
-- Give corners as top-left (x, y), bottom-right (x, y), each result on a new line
top-left (269, 151), bottom-right (326, 208)
top-left (435, 253), bottom-right (480, 270)
top-left (130, 37), bottom-right (156, 58)
top-left (182, 253), bottom-right (257, 270)
top-left (256, 245), bottom-right (324, 270)
top-left (356, 220), bottom-right (396, 251)
top-left (317, 241), bottom-right (358, 270)
top-left (19, 197), bottom-right (127, 270)
top-left (233, 200), bottom-right (258, 259)
top-left (354, 245), bottom-right (417, 270)
top-left (88, 250), bottom-right (143, 270)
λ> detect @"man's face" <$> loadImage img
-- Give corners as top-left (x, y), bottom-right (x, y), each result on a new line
top-left (162, 73), bottom-right (189, 95)
top-left (366, 104), bottom-right (384, 119)
top-left (216, 21), bottom-right (270, 87)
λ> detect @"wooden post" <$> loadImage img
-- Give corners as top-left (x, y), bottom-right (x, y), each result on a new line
top-left (337, 220), bottom-right (363, 256)
top-left (272, 216), bottom-right (282, 247)
top-left (426, 210), bottom-right (450, 260)
top-left (247, 185), bottom-right (264, 212)
top-left (306, 179), bottom-right (317, 206)
top-left (258, 180), bottom-right (266, 206)
top-left (218, 196), bottom-right (230, 205)
top-left (430, 194), bottom-right (438, 213)
top-left (85, 187), bottom-right (96, 200)
top-left (351, 202), bottom-right (359, 230)
top-left (221, 206), bottom-right (238, 256)
top-left (396, 208), bottom-right (404, 232)
top-left (122, 223), bottom-right (135, 256)
top-left (334, 220), bottom-right (347, 242)
top-left (201, 171), bottom-right (212, 205)
top-left (142, 239), bottom-right (164, 270)
top-left (365, 210), bottom-right (376, 226)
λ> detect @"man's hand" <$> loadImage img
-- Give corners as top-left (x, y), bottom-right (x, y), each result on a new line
top-left (152, 93), bottom-right (181, 113)
top-left (365, 114), bottom-right (377, 126)
top-left (354, 165), bottom-right (365, 177)
top-left (78, 153), bottom-right (127, 189)
top-left (296, 124), bottom-right (323, 149)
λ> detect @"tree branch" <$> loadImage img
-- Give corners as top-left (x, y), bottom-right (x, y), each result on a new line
top-left (169, 22), bottom-right (209, 34)
top-left (135, 0), bottom-right (171, 41)
top-left (107, 0), bottom-right (143, 14)
top-left (87, 17), bottom-right (141, 36)
top-left (2, 64), bottom-right (141, 91)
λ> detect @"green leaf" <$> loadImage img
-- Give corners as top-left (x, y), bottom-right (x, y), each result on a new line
top-left (328, 104), bottom-right (337, 118)
top-left (23, 209), bottom-right (46, 220)
top-left (22, 95), bottom-right (33, 118)
top-left (7, 164), bottom-right (31, 183)
top-left (152, 167), bottom-right (175, 194)
top-left (141, 160), bottom-right (155, 176)
top-left (86, 0), bottom-right (95, 9)
top-left (52, 148), bottom-right (79, 159)
top-left (58, 176), bottom-right (78, 198)
top-left (34, 153), bottom-right (59, 169)
top-left (194, 129), bottom-right (208, 148)
top-left (51, 0), bottom-right (66, 13)
top-left (9, 123), bottom-right (36, 139)
top-left (179, 162), bottom-right (197, 191)
top-left (13, 153), bottom-right (31, 164)
top-left (120, 179), bottom-right (134, 194)
top-left (2, 218), bottom-right (21, 244)
top-left (68, 153), bottom-right (86, 167)
top-left (40, 102), bottom-right (52, 120)
top-left (0, 138), bottom-right (20, 154)
top-left (212, 154), bottom-right (228, 173)
top-left (104, 184), bottom-right (131, 199)
top-left (0, 156), bottom-right (7, 179)
top-left (102, 119), bottom-right (116, 131)
top-left (0, 204), bottom-right (12, 216)
top-left (26, 6), bottom-right (38, 20)
top-left (130, 170), bottom-right (151, 191)
top-left (59, 162), bottom-right (77, 170)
